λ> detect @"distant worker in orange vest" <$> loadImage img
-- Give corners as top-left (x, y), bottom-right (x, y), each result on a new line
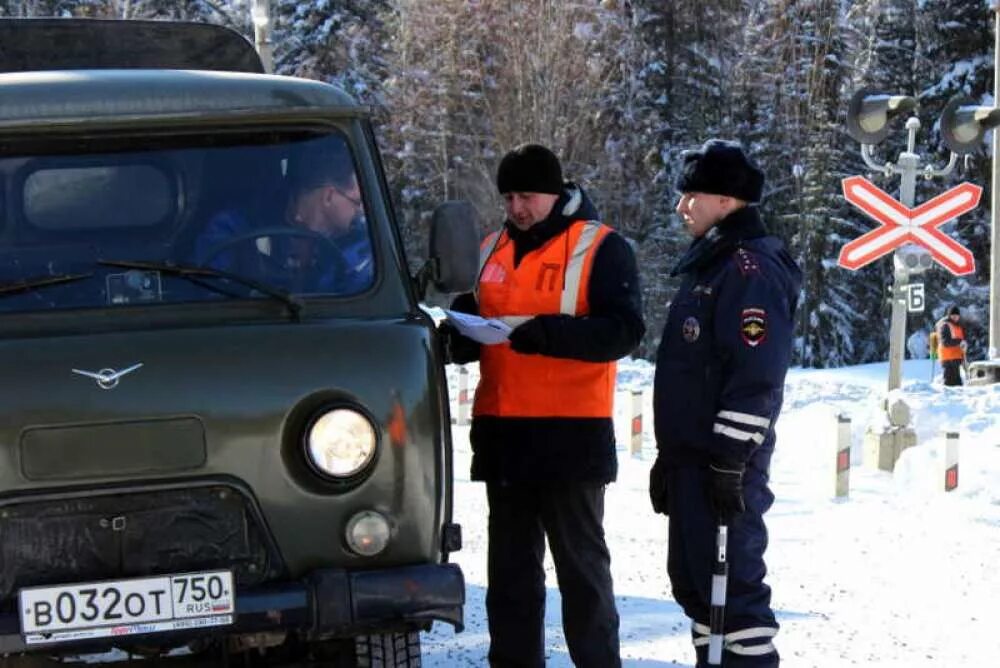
top-left (936, 305), bottom-right (967, 386)
top-left (441, 143), bottom-right (645, 667)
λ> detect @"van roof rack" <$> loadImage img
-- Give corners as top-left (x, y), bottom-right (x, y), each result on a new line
top-left (0, 18), bottom-right (264, 74)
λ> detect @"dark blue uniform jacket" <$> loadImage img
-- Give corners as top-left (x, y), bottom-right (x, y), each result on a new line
top-left (654, 206), bottom-right (801, 468)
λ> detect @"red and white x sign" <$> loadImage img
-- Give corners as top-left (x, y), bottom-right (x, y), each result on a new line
top-left (838, 176), bottom-right (979, 275)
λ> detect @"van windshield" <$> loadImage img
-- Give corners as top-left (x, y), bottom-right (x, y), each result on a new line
top-left (0, 129), bottom-right (375, 314)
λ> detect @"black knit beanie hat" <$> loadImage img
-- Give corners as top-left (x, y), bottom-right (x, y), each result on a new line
top-left (676, 139), bottom-right (765, 204)
top-left (496, 144), bottom-right (563, 195)
top-left (948, 305), bottom-right (961, 317)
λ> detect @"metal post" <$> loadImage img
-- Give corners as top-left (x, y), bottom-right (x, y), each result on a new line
top-left (991, 4), bottom-right (1000, 360)
top-left (886, 119), bottom-right (921, 392)
top-left (251, 0), bottom-right (274, 74)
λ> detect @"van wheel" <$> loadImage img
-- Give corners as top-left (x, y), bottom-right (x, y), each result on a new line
top-left (353, 631), bottom-right (421, 667)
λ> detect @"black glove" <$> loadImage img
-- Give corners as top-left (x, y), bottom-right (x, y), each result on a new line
top-left (438, 322), bottom-right (480, 365)
top-left (708, 458), bottom-right (746, 522)
top-left (508, 317), bottom-right (549, 354)
top-left (649, 454), bottom-right (669, 515)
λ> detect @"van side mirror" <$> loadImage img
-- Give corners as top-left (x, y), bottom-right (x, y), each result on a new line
top-left (417, 200), bottom-right (480, 299)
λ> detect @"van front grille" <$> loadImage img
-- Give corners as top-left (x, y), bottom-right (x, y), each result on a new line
top-left (0, 483), bottom-right (283, 605)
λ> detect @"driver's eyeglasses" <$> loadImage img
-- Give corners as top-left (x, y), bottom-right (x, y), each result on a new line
top-left (329, 184), bottom-right (362, 209)
top-left (293, 183), bottom-right (361, 207)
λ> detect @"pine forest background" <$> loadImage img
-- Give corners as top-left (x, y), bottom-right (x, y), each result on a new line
top-left (2, 0), bottom-right (996, 366)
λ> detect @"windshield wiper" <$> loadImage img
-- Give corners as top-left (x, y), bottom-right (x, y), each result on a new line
top-left (97, 260), bottom-right (302, 321)
top-left (0, 272), bottom-right (93, 297)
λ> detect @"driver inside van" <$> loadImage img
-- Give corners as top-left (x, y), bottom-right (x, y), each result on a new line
top-left (191, 139), bottom-right (374, 295)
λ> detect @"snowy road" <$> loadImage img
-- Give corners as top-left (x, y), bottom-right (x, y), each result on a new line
top-left (422, 359), bottom-right (1000, 667)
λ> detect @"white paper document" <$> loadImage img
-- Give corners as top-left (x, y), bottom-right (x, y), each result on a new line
top-left (444, 310), bottom-right (526, 345)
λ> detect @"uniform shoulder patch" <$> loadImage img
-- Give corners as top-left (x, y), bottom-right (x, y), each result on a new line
top-left (733, 248), bottom-right (760, 276)
top-left (740, 307), bottom-right (767, 347)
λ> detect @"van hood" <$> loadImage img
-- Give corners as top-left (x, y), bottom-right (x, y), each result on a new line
top-left (0, 318), bottom-right (438, 489)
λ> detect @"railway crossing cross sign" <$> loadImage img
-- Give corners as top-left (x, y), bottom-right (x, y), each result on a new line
top-left (838, 176), bottom-right (979, 275)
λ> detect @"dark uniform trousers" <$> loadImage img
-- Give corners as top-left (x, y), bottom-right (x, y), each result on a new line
top-left (486, 482), bottom-right (621, 668)
top-left (667, 460), bottom-right (779, 668)
top-left (941, 359), bottom-right (963, 386)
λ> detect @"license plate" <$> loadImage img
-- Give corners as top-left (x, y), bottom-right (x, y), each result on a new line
top-left (19, 570), bottom-right (234, 645)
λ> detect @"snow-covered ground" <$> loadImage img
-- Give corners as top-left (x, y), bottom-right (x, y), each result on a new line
top-left (422, 358), bottom-right (1000, 667)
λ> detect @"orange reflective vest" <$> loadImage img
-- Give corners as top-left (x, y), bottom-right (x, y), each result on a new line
top-left (938, 321), bottom-right (965, 362)
top-left (474, 220), bottom-right (615, 418)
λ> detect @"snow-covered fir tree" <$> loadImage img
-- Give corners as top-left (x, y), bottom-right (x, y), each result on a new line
top-left (272, 0), bottom-right (389, 105)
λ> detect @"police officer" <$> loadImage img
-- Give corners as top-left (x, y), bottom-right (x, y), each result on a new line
top-left (443, 144), bottom-right (644, 667)
top-left (649, 140), bottom-right (800, 667)
top-left (936, 305), bottom-right (966, 386)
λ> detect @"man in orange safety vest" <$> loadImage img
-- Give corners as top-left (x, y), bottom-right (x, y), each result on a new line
top-left (936, 304), bottom-right (966, 386)
top-left (441, 144), bottom-right (645, 668)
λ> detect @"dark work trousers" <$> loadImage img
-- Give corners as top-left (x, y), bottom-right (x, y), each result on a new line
top-left (485, 482), bottom-right (621, 668)
top-left (667, 461), bottom-right (779, 667)
top-left (941, 359), bottom-right (963, 386)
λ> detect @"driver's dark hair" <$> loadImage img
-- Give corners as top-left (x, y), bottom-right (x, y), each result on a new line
top-left (286, 135), bottom-right (356, 192)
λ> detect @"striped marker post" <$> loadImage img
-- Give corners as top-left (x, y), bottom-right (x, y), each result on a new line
top-left (630, 389), bottom-right (643, 456)
top-left (456, 366), bottom-right (471, 426)
top-left (835, 414), bottom-right (851, 498)
top-left (943, 431), bottom-right (959, 492)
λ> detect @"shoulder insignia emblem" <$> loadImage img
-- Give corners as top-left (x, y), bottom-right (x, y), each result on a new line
top-left (682, 316), bottom-right (701, 343)
top-left (740, 307), bottom-right (767, 347)
top-left (734, 248), bottom-right (760, 276)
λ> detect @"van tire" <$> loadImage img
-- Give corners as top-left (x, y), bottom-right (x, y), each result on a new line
top-left (354, 631), bottom-right (421, 667)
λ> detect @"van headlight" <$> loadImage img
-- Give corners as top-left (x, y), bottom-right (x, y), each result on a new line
top-left (305, 408), bottom-right (378, 478)
top-left (345, 510), bottom-right (391, 556)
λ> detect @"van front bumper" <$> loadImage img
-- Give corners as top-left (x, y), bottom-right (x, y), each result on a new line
top-left (0, 563), bottom-right (464, 654)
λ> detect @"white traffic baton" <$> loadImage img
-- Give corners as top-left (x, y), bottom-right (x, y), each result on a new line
top-left (707, 522), bottom-right (729, 665)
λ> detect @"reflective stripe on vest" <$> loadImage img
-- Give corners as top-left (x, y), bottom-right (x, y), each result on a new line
top-left (561, 222), bottom-right (603, 315)
top-left (476, 222), bottom-right (604, 315)
top-left (474, 230), bottom-right (503, 305)
top-left (474, 220), bottom-right (615, 418)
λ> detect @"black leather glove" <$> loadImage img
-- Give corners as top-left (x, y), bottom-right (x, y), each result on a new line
top-left (438, 322), bottom-right (480, 365)
top-left (708, 458), bottom-right (746, 522)
top-left (508, 317), bottom-right (549, 354)
top-left (649, 454), bottom-right (669, 515)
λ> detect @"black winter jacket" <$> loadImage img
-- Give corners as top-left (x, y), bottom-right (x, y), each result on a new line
top-left (447, 184), bottom-right (645, 483)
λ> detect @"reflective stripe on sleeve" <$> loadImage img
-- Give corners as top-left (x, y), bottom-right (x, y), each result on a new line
top-left (559, 221), bottom-right (602, 316)
top-left (717, 410), bottom-right (771, 429)
top-left (713, 423), bottom-right (766, 445)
